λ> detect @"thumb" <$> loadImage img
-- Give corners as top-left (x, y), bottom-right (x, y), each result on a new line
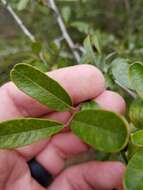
top-left (0, 150), bottom-right (45, 190)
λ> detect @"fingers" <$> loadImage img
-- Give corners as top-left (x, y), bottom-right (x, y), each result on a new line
top-left (36, 132), bottom-right (88, 176)
top-left (48, 161), bottom-right (125, 190)
top-left (16, 139), bottom-right (50, 161)
top-left (0, 64), bottom-right (105, 120)
top-left (33, 91), bottom-right (126, 176)
top-left (48, 64), bottom-right (105, 104)
top-left (96, 90), bottom-right (126, 114)
top-left (17, 90), bottom-right (126, 163)
top-left (41, 90), bottom-right (126, 124)
top-left (45, 90), bottom-right (126, 123)
top-left (0, 150), bottom-right (45, 190)
top-left (43, 111), bottom-right (71, 124)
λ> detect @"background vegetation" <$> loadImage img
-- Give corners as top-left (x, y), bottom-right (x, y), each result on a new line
top-left (0, 0), bottom-right (143, 100)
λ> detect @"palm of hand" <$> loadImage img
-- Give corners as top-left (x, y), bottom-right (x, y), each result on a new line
top-left (0, 65), bottom-right (125, 190)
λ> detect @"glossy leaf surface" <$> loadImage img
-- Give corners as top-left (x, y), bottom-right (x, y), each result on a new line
top-left (129, 99), bottom-right (143, 128)
top-left (111, 58), bottom-right (132, 89)
top-left (11, 63), bottom-right (73, 111)
top-left (131, 130), bottom-right (143, 147)
top-left (71, 110), bottom-right (129, 152)
top-left (129, 62), bottom-right (143, 98)
top-left (124, 148), bottom-right (143, 190)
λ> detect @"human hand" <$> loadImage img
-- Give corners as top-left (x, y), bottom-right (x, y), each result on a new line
top-left (0, 65), bottom-right (126, 190)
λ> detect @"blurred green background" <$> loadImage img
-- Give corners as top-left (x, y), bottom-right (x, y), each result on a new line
top-left (0, 0), bottom-right (143, 87)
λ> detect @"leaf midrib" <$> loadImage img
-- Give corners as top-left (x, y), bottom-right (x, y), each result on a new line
top-left (0, 124), bottom-right (63, 137)
top-left (73, 119), bottom-right (122, 137)
top-left (15, 71), bottom-right (72, 110)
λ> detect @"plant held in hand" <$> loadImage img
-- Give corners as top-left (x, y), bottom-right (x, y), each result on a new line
top-left (1, 62), bottom-right (143, 190)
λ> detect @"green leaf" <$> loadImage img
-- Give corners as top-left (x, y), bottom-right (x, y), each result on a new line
top-left (84, 35), bottom-right (93, 53)
top-left (95, 151), bottom-right (110, 161)
top-left (131, 130), bottom-right (143, 147)
top-left (80, 100), bottom-right (100, 111)
top-left (81, 35), bottom-right (96, 64)
top-left (129, 62), bottom-right (143, 98)
top-left (71, 110), bottom-right (129, 152)
top-left (62, 6), bottom-right (71, 23)
top-left (124, 148), bottom-right (143, 190)
top-left (30, 61), bottom-right (49, 72)
top-left (11, 63), bottom-right (73, 112)
top-left (31, 42), bottom-right (42, 54)
top-left (127, 141), bottom-right (139, 160)
top-left (91, 34), bottom-right (101, 54)
top-left (0, 118), bottom-right (64, 148)
top-left (17, 0), bottom-right (30, 11)
top-left (111, 58), bottom-right (132, 89)
top-left (129, 99), bottom-right (143, 128)
top-left (71, 21), bottom-right (90, 34)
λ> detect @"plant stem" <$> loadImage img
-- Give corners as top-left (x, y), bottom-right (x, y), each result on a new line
top-left (0, 0), bottom-right (48, 66)
top-left (1, 0), bottom-right (35, 42)
top-left (47, 0), bottom-right (81, 64)
top-left (64, 106), bottom-right (79, 128)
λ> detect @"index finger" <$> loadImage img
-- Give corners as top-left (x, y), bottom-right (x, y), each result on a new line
top-left (0, 64), bottom-right (105, 120)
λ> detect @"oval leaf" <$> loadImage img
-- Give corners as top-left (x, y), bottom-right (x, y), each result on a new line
top-left (0, 118), bottom-right (63, 148)
top-left (17, 0), bottom-right (29, 11)
top-left (71, 110), bottom-right (129, 152)
top-left (111, 58), bottom-right (132, 89)
top-left (129, 62), bottom-right (143, 98)
top-left (127, 141), bottom-right (139, 160)
top-left (124, 148), bottom-right (143, 190)
top-left (131, 130), bottom-right (143, 147)
top-left (129, 99), bottom-right (143, 128)
top-left (11, 63), bottom-right (73, 112)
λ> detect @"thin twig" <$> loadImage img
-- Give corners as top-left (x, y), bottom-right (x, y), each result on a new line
top-left (1, 0), bottom-right (35, 42)
top-left (115, 80), bottom-right (137, 99)
top-left (124, 0), bottom-right (130, 14)
top-left (47, 0), bottom-right (81, 64)
top-left (0, 0), bottom-right (48, 66)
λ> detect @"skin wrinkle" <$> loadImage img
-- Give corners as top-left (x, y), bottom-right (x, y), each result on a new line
top-left (65, 169), bottom-right (87, 190)
top-left (1, 86), bottom-right (29, 120)
top-left (0, 156), bottom-right (15, 190)
top-left (82, 171), bottom-right (97, 190)
top-left (36, 132), bottom-right (89, 176)
top-left (3, 83), bottom-right (30, 117)
top-left (0, 150), bottom-right (27, 190)
top-left (2, 82), bottom-right (51, 118)
top-left (0, 86), bottom-right (23, 120)
top-left (50, 139), bottom-right (68, 160)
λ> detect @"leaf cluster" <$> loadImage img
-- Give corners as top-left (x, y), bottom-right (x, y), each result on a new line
top-left (2, 62), bottom-right (143, 189)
